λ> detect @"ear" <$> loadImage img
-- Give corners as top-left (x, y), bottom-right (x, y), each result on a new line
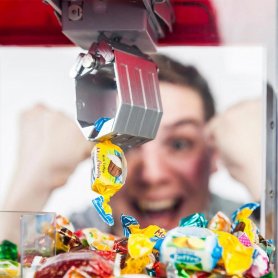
top-left (209, 144), bottom-right (219, 174)
top-left (204, 120), bottom-right (220, 174)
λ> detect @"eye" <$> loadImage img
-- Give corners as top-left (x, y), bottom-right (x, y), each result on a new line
top-left (170, 139), bottom-right (193, 151)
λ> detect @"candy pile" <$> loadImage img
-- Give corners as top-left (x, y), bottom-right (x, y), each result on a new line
top-left (0, 203), bottom-right (275, 277)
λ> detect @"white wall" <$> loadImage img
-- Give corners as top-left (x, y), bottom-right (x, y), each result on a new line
top-left (212, 0), bottom-right (275, 85)
top-left (0, 46), bottom-right (264, 217)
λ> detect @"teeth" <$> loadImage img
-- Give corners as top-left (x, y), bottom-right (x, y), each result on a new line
top-left (138, 199), bottom-right (177, 212)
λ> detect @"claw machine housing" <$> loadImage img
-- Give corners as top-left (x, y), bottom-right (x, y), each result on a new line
top-left (0, 0), bottom-right (277, 275)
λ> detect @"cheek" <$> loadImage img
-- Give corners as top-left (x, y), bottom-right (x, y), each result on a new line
top-left (173, 151), bottom-right (211, 190)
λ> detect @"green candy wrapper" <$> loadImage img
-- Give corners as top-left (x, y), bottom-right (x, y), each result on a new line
top-left (0, 240), bottom-right (18, 261)
top-left (261, 272), bottom-right (275, 278)
top-left (179, 213), bottom-right (208, 228)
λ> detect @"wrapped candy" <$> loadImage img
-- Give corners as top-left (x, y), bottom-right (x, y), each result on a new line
top-left (23, 255), bottom-right (48, 268)
top-left (179, 213), bottom-right (208, 228)
top-left (246, 245), bottom-right (269, 277)
top-left (214, 230), bottom-right (253, 276)
top-left (160, 227), bottom-right (222, 273)
top-left (258, 235), bottom-right (275, 261)
top-left (121, 215), bottom-right (166, 251)
top-left (56, 215), bottom-right (75, 232)
top-left (56, 226), bottom-right (83, 253)
top-left (121, 254), bottom-right (153, 275)
top-left (128, 234), bottom-right (155, 259)
top-left (0, 259), bottom-right (20, 278)
top-left (0, 240), bottom-right (18, 261)
top-left (232, 203), bottom-right (260, 223)
top-left (208, 212), bottom-right (231, 233)
top-left (261, 272), bottom-right (275, 278)
top-left (82, 228), bottom-right (116, 251)
top-left (34, 251), bottom-right (113, 278)
top-left (236, 231), bottom-right (252, 247)
top-left (63, 266), bottom-right (91, 278)
top-left (232, 203), bottom-right (260, 244)
top-left (74, 230), bottom-right (89, 248)
top-left (94, 250), bottom-right (116, 262)
top-left (42, 216), bottom-right (82, 253)
top-left (113, 237), bottom-right (128, 254)
top-left (119, 215), bottom-right (166, 275)
top-left (91, 140), bottom-right (127, 226)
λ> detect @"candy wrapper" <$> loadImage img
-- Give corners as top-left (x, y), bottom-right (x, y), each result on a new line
top-left (119, 215), bottom-right (166, 275)
top-left (121, 215), bottom-right (166, 251)
top-left (258, 235), bottom-right (275, 261)
top-left (232, 202), bottom-right (260, 244)
top-left (160, 227), bottom-right (222, 273)
top-left (63, 266), bottom-right (92, 278)
top-left (179, 213), bottom-right (208, 228)
top-left (56, 215), bottom-right (75, 232)
top-left (128, 234), bottom-right (155, 259)
top-left (0, 259), bottom-right (20, 278)
top-left (214, 230), bottom-right (254, 276)
top-left (91, 140), bottom-right (127, 226)
top-left (246, 244), bottom-right (269, 277)
top-left (34, 251), bottom-right (113, 278)
top-left (23, 255), bottom-right (48, 269)
top-left (0, 240), bottom-right (18, 262)
top-left (208, 211), bottom-right (231, 233)
top-left (113, 237), bottom-right (128, 254)
top-left (41, 215), bottom-right (80, 254)
top-left (56, 226), bottom-right (83, 253)
top-left (121, 254), bottom-right (154, 275)
top-left (0, 240), bottom-right (20, 277)
top-left (82, 228), bottom-right (116, 251)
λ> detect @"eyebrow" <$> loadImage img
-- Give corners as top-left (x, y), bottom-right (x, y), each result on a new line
top-left (164, 118), bottom-right (202, 129)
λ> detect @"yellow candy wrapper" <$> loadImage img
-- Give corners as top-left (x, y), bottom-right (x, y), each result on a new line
top-left (232, 203), bottom-right (259, 222)
top-left (91, 140), bottom-right (127, 226)
top-left (128, 234), bottom-right (155, 259)
top-left (121, 215), bottom-right (166, 251)
top-left (214, 230), bottom-right (254, 276)
top-left (232, 203), bottom-right (260, 244)
top-left (121, 254), bottom-right (152, 274)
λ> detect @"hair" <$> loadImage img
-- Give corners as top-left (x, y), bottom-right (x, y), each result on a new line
top-left (151, 54), bottom-right (215, 121)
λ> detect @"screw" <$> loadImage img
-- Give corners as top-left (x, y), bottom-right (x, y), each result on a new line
top-left (68, 4), bottom-right (83, 21)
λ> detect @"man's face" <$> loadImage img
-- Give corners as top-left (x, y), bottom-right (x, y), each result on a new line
top-left (111, 82), bottom-right (214, 233)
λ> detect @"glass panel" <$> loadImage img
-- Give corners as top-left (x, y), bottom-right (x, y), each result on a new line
top-left (0, 211), bottom-right (56, 277)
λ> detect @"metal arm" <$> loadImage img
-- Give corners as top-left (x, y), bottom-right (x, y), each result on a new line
top-left (45, 0), bottom-right (174, 149)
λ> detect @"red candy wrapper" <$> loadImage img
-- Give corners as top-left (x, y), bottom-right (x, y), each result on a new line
top-left (113, 237), bottom-right (128, 254)
top-left (34, 251), bottom-right (113, 278)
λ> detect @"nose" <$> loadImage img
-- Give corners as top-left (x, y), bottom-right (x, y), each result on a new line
top-left (140, 141), bottom-right (170, 187)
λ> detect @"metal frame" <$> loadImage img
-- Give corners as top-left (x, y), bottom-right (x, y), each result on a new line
top-left (262, 86), bottom-right (277, 272)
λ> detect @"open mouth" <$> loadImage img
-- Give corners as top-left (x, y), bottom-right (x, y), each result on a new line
top-left (132, 197), bottom-right (183, 216)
